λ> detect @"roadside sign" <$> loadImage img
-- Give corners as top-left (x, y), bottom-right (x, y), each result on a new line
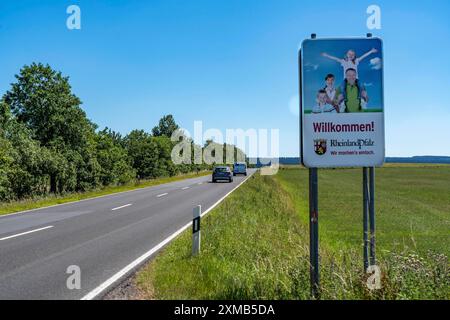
top-left (300, 37), bottom-right (385, 168)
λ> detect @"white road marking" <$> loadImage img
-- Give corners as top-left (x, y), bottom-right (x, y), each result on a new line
top-left (0, 172), bottom-right (211, 219)
top-left (111, 204), bottom-right (132, 211)
top-left (197, 182), bottom-right (203, 185)
top-left (0, 225), bottom-right (54, 241)
top-left (156, 193), bottom-right (168, 198)
top-left (81, 170), bottom-right (255, 300)
top-left (181, 187), bottom-right (190, 190)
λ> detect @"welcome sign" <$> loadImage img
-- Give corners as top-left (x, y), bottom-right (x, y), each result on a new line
top-left (300, 37), bottom-right (385, 168)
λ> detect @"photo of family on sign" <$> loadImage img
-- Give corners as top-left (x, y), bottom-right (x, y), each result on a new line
top-left (302, 38), bottom-right (383, 114)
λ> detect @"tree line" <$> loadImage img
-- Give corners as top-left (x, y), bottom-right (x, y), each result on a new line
top-left (0, 63), bottom-right (245, 202)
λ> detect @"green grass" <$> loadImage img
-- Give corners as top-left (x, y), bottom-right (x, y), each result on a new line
top-left (276, 166), bottom-right (450, 256)
top-left (137, 173), bottom-right (313, 299)
top-left (0, 171), bottom-right (210, 216)
top-left (136, 166), bottom-right (449, 300)
top-left (304, 109), bottom-right (383, 114)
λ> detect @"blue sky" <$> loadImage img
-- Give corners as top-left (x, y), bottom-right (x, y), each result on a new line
top-left (0, 0), bottom-right (449, 157)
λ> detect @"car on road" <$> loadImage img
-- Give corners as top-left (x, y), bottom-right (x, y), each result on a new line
top-left (212, 166), bottom-right (233, 183)
top-left (233, 162), bottom-right (247, 176)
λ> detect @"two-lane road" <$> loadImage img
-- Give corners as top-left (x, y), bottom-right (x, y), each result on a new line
top-left (0, 169), bottom-right (255, 299)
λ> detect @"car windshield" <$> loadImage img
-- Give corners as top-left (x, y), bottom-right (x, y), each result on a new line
top-left (215, 167), bottom-right (228, 173)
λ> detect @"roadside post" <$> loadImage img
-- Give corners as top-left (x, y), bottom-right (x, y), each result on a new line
top-left (309, 167), bottom-right (319, 298)
top-left (192, 205), bottom-right (201, 256)
top-left (366, 33), bottom-right (377, 268)
top-left (363, 167), bottom-right (369, 270)
top-left (363, 166), bottom-right (376, 268)
top-left (369, 167), bottom-right (376, 265)
top-left (300, 33), bottom-right (384, 297)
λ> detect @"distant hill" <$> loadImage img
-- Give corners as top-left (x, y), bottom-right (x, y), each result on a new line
top-left (249, 156), bottom-right (450, 167)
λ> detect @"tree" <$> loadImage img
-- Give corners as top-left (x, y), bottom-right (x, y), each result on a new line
top-left (1, 98), bottom-right (54, 200)
top-left (5, 63), bottom-right (85, 147)
top-left (0, 100), bottom-right (9, 130)
top-left (152, 136), bottom-right (177, 177)
top-left (96, 128), bottom-right (135, 185)
top-left (0, 64), bottom-right (247, 202)
top-left (124, 130), bottom-right (159, 179)
top-left (0, 136), bottom-right (13, 201)
top-left (152, 114), bottom-right (179, 137)
top-left (3, 63), bottom-right (100, 193)
top-left (1, 117), bottom-right (57, 199)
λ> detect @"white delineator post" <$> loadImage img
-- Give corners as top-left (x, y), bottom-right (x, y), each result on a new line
top-left (192, 205), bottom-right (201, 256)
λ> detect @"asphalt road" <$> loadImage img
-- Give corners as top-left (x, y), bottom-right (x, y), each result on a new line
top-left (0, 169), bottom-right (255, 300)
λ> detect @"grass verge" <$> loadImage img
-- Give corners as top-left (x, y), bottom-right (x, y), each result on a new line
top-left (136, 167), bottom-right (449, 300)
top-left (0, 171), bottom-right (210, 216)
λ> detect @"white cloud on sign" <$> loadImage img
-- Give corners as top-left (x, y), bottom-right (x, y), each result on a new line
top-left (370, 57), bottom-right (382, 70)
top-left (304, 62), bottom-right (319, 72)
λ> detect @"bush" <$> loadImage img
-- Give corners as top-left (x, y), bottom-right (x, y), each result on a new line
top-left (1, 63), bottom-right (246, 202)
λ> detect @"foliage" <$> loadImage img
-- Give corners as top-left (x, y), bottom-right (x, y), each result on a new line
top-left (96, 128), bottom-right (136, 186)
top-left (0, 64), bottom-right (246, 202)
top-left (151, 114), bottom-right (179, 137)
top-left (123, 130), bottom-right (159, 179)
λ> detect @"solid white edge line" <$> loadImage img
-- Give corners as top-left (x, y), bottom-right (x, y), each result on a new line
top-left (0, 225), bottom-right (54, 241)
top-left (80, 170), bottom-right (255, 300)
top-left (80, 221), bottom-right (192, 300)
top-left (156, 193), bottom-right (168, 198)
top-left (111, 204), bottom-right (132, 211)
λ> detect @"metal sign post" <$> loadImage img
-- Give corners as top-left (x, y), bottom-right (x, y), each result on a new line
top-left (363, 166), bottom-right (376, 270)
top-left (369, 167), bottom-right (376, 265)
top-left (363, 167), bottom-right (369, 271)
top-left (366, 33), bottom-right (377, 268)
top-left (309, 167), bottom-right (320, 298)
top-left (302, 33), bottom-right (320, 299)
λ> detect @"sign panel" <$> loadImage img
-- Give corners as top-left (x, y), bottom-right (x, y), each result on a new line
top-left (300, 37), bottom-right (385, 168)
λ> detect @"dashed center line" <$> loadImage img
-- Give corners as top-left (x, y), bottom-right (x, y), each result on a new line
top-left (80, 170), bottom-right (254, 300)
top-left (157, 193), bottom-right (168, 198)
top-left (111, 204), bottom-right (132, 211)
top-left (181, 187), bottom-right (190, 190)
top-left (198, 182), bottom-right (203, 185)
top-left (0, 225), bottom-right (54, 241)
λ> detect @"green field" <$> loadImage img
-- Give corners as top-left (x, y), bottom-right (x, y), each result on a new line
top-left (277, 165), bottom-right (450, 256)
top-left (136, 165), bottom-right (449, 300)
top-left (0, 171), bottom-right (210, 216)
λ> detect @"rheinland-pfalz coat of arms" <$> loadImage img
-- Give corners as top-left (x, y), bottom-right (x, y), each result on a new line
top-left (314, 139), bottom-right (327, 155)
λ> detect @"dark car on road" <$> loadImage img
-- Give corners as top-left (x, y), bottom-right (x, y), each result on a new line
top-left (233, 162), bottom-right (247, 176)
top-left (212, 166), bottom-right (233, 183)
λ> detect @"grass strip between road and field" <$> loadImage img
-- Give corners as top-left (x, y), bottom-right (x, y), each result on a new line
top-left (135, 167), bottom-right (449, 300)
top-left (0, 171), bottom-right (211, 216)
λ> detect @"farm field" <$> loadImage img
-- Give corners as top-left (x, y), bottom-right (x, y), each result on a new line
top-left (135, 165), bottom-right (449, 300)
top-left (277, 165), bottom-right (450, 256)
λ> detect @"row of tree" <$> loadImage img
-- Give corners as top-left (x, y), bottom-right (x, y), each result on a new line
top-left (0, 63), bottom-right (245, 202)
